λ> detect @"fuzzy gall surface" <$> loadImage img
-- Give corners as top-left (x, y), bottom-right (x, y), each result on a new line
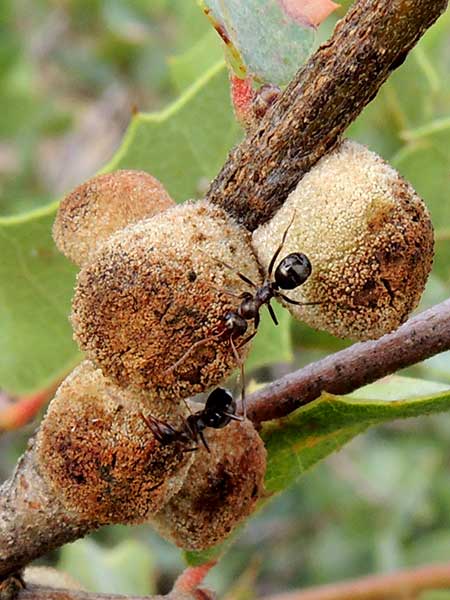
top-left (252, 140), bottom-right (434, 340)
top-left (150, 405), bottom-right (267, 550)
top-left (36, 361), bottom-right (193, 524)
top-left (53, 170), bottom-right (174, 267)
top-left (71, 201), bottom-right (261, 399)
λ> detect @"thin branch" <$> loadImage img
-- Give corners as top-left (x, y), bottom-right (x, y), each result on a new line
top-left (207, 0), bottom-right (448, 230)
top-left (17, 589), bottom-right (161, 600)
top-left (14, 563), bottom-right (217, 600)
top-left (9, 562), bottom-right (450, 600)
top-left (247, 299), bottom-right (450, 424)
top-left (261, 562), bottom-right (450, 600)
top-left (16, 587), bottom-right (212, 600)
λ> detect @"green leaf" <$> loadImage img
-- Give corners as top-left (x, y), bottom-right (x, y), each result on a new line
top-left (263, 376), bottom-right (450, 493)
top-left (105, 61), bottom-right (241, 202)
top-left (169, 31), bottom-right (223, 92)
top-left (247, 302), bottom-right (293, 372)
top-left (0, 62), bottom-right (240, 394)
top-left (201, 0), bottom-right (316, 85)
top-left (0, 207), bottom-right (81, 394)
top-left (58, 538), bottom-right (155, 595)
top-left (391, 118), bottom-right (450, 281)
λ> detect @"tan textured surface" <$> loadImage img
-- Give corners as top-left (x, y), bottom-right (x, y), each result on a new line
top-left (252, 140), bottom-right (434, 340)
top-left (151, 406), bottom-right (266, 550)
top-left (36, 361), bottom-right (192, 524)
top-left (72, 200), bottom-right (261, 398)
top-left (53, 170), bottom-right (174, 266)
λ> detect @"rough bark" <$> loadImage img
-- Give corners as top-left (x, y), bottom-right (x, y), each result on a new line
top-left (0, 441), bottom-right (92, 579)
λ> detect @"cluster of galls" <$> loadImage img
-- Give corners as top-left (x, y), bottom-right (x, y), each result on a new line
top-left (42, 170), bottom-right (267, 550)
top-left (39, 140), bottom-right (434, 551)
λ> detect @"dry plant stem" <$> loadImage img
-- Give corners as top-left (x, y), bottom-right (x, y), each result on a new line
top-left (16, 588), bottom-right (213, 600)
top-left (247, 299), bottom-right (450, 424)
top-left (9, 563), bottom-right (217, 600)
top-left (207, 0), bottom-right (448, 231)
top-left (12, 563), bottom-right (450, 600)
top-left (0, 443), bottom-right (93, 580)
top-left (17, 590), bottom-right (166, 600)
top-left (262, 562), bottom-right (450, 600)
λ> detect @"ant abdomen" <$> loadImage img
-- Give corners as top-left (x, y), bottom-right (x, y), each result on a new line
top-left (202, 387), bottom-right (237, 429)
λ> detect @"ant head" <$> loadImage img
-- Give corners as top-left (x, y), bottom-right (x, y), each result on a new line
top-left (224, 311), bottom-right (248, 338)
top-left (274, 252), bottom-right (312, 290)
top-left (203, 388), bottom-right (236, 429)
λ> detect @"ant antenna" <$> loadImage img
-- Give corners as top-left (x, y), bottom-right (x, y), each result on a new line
top-left (229, 336), bottom-right (247, 419)
top-left (197, 248), bottom-right (258, 290)
top-left (267, 210), bottom-right (296, 278)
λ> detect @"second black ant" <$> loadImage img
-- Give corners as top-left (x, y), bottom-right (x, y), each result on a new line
top-left (140, 387), bottom-right (240, 453)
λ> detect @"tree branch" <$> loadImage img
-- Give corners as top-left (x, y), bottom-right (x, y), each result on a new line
top-left (247, 299), bottom-right (450, 424)
top-left (15, 588), bottom-right (212, 600)
top-left (261, 562), bottom-right (450, 600)
top-left (17, 589), bottom-right (164, 600)
top-left (0, 443), bottom-right (93, 580)
top-left (13, 563), bottom-right (216, 600)
top-left (207, 0), bottom-right (448, 231)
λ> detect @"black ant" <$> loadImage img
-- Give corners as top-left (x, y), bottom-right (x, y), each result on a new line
top-left (165, 213), bottom-right (314, 418)
top-left (140, 387), bottom-right (240, 453)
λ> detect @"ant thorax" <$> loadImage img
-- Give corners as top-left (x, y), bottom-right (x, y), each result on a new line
top-left (238, 295), bottom-right (261, 320)
top-left (254, 283), bottom-right (273, 306)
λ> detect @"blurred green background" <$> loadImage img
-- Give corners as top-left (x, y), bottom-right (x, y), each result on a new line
top-left (1, 1), bottom-right (450, 598)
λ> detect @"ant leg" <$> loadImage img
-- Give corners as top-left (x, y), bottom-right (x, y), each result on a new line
top-left (235, 271), bottom-right (258, 289)
top-left (140, 412), bottom-right (174, 444)
top-left (223, 412), bottom-right (243, 422)
top-left (199, 249), bottom-right (258, 289)
top-left (199, 431), bottom-right (210, 453)
top-left (236, 330), bottom-right (257, 350)
top-left (230, 336), bottom-right (247, 419)
top-left (276, 292), bottom-right (357, 312)
top-left (181, 397), bottom-right (193, 415)
top-left (210, 285), bottom-right (248, 300)
top-left (266, 301), bottom-right (279, 326)
top-left (267, 210), bottom-right (296, 278)
top-left (163, 332), bottom-right (223, 375)
top-left (276, 291), bottom-right (326, 307)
